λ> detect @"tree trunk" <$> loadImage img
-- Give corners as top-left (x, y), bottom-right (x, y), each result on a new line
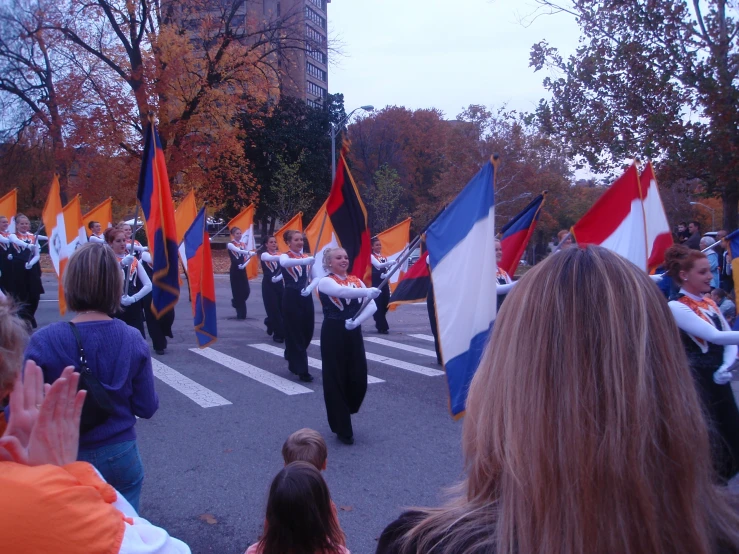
top-left (722, 190), bottom-right (738, 231)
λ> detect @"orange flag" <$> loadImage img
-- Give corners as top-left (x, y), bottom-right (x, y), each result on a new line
top-left (227, 204), bottom-right (257, 279)
top-left (0, 189), bottom-right (18, 232)
top-left (82, 198), bottom-right (113, 236)
top-left (63, 196), bottom-right (87, 252)
top-left (174, 190), bottom-right (198, 245)
top-left (304, 201), bottom-right (339, 278)
top-left (42, 176), bottom-right (68, 314)
top-left (376, 218), bottom-right (411, 293)
top-left (274, 212), bottom-right (303, 253)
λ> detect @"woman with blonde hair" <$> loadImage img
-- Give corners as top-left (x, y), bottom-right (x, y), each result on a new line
top-left (316, 248), bottom-right (380, 444)
top-left (377, 246), bottom-right (739, 554)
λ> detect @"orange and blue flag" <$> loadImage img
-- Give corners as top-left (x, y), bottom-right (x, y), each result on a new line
top-left (499, 192), bottom-right (546, 276)
top-left (137, 120), bottom-right (180, 317)
top-left (184, 207), bottom-right (217, 347)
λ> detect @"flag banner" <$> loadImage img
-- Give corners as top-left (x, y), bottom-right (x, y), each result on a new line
top-left (640, 162), bottom-right (673, 270)
top-left (275, 212), bottom-right (304, 253)
top-left (499, 193), bottom-right (546, 275)
top-left (389, 249), bottom-right (430, 309)
top-left (227, 204), bottom-right (257, 279)
top-left (63, 195), bottom-right (88, 255)
top-left (137, 120), bottom-right (180, 317)
top-left (174, 190), bottom-right (198, 246)
top-left (42, 176), bottom-right (68, 314)
top-left (175, 190), bottom-right (198, 275)
top-left (327, 146), bottom-right (371, 283)
top-left (82, 197), bottom-right (113, 235)
top-left (184, 207), bottom-right (217, 348)
top-left (0, 189), bottom-right (18, 233)
top-left (376, 218), bottom-right (411, 293)
top-left (305, 201), bottom-right (339, 280)
top-left (572, 162), bottom-right (672, 271)
top-left (426, 160), bottom-right (497, 418)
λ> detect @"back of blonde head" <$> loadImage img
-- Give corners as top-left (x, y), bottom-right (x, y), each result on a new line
top-left (403, 246), bottom-right (739, 554)
top-left (0, 297), bottom-right (28, 399)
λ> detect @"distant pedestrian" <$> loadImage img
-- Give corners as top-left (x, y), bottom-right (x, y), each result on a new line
top-left (700, 236), bottom-right (720, 289)
top-left (711, 288), bottom-right (736, 327)
top-left (685, 220), bottom-right (701, 250)
top-left (245, 462), bottom-right (347, 554)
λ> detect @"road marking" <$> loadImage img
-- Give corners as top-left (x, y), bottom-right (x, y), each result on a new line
top-left (190, 348), bottom-right (313, 395)
top-left (151, 359), bottom-right (232, 408)
top-left (409, 333), bottom-right (435, 342)
top-left (308, 340), bottom-right (442, 377)
top-left (363, 337), bottom-right (438, 357)
top-left (252, 343), bottom-right (385, 384)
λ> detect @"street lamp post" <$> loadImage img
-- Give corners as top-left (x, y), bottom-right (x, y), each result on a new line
top-left (690, 201), bottom-right (716, 231)
top-left (330, 105), bottom-right (374, 182)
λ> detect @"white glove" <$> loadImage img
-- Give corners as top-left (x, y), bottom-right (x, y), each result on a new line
top-left (121, 295), bottom-right (135, 307)
top-left (238, 262), bottom-right (247, 270)
top-left (304, 256), bottom-right (315, 264)
top-left (380, 272), bottom-right (388, 280)
top-left (345, 318), bottom-right (360, 331)
top-left (366, 287), bottom-right (381, 299)
top-left (33, 243), bottom-right (41, 252)
top-left (271, 274), bottom-right (283, 283)
top-left (24, 262), bottom-right (33, 270)
top-left (121, 254), bottom-right (135, 266)
top-left (714, 368), bottom-right (733, 385)
top-left (143, 246), bottom-right (149, 251)
top-left (300, 288), bottom-right (311, 297)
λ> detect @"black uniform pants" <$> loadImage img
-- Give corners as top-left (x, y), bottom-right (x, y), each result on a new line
top-left (262, 279), bottom-right (285, 340)
top-left (372, 283), bottom-right (390, 332)
top-left (320, 318), bottom-right (368, 438)
top-left (695, 369), bottom-right (739, 482)
top-left (10, 261), bottom-right (43, 328)
top-left (282, 287), bottom-right (314, 376)
top-left (142, 294), bottom-right (173, 351)
top-left (116, 301), bottom-right (145, 337)
top-left (230, 267), bottom-right (250, 319)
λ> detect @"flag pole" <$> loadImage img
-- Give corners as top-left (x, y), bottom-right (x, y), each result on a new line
top-left (126, 113), bottom-right (153, 296)
top-left (701, 240), bottom-right (723, 253)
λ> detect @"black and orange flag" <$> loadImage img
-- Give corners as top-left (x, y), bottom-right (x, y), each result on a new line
top-left (327, 145), bottom-right (371, 283)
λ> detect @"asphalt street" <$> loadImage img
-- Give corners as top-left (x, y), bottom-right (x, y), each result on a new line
top-left (33, 274), bottom-right (464, 554)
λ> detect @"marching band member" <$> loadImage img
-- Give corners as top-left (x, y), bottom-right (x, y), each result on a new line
top-left (0, 215), bottom-right (13, 294)
top-left (88, 221), bottom-right (105, 243)
top-left (664, 244), bottom-right (739, 481)
top-left (279, 230), bottom-right (316, 382)
top-left (10, 214), bottom-right (45, 328)
top-left (260, 235), bottom-right (285, 343)
top-left (105, 227), bottom-right (151, 336)
top-left (117, 221), bottom-right (147, 255)
top-left (228, 226), bottom-right (254, 320)
top-left (371, 237), bottom-right (395, 335)
top-left (317, 247), bottom-right (381, 444)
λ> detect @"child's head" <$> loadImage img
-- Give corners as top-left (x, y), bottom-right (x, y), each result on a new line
top-left (261, 462), bottom-right (345, 553)
top-left (282, 428), bottom-right (327, 471)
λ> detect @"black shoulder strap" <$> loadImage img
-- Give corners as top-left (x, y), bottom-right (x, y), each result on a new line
top-left (68, 322), bottom-right (90, 372)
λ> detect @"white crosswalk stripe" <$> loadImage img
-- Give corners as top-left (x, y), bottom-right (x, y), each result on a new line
top-left (152, 359), bottom-right (232, 408)
top-left (309, 340), bottom-right (443, 377)
top-left (251, 343), bottom-right (385, 384)
top-left (364, 336), bottom-right (437, 357)
top-left (190, 347), bottom-right (313, 395)
top-left (408, 333), bottom-right (435, 342)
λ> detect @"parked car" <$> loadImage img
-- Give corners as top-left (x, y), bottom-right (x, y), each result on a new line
top-left (407, 247), bottom-right (421, 268)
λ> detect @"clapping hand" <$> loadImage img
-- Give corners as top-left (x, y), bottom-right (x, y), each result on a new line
top-left (0, 363), bottom-right (86, 466)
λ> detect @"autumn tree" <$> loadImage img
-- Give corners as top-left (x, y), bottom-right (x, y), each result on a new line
top-left (368, 164), bottom-right (406, 232)
top-left (529, 0), bottom-right (739, 229)
top-left (269, 153), bottom-right (314, 224)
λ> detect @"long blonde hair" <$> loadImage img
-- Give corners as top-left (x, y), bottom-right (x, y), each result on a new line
top-left (400, 246), bottom-right (739, 554)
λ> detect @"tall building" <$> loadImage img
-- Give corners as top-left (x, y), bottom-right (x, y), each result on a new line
top-left (278, 0), bottom-right (331, 107)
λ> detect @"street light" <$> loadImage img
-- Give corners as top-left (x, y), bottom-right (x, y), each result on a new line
top-left (690, 201), bottom-right (715, 231)
top-left (330, 105), bottom-right (374, 182)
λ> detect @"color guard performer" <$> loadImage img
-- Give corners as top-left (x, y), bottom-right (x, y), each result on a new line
top-left (0, 215), bottom-right (13, 294)
top-left (105, 227), bottom-right (151, 336)
top-left (10, 214), bottom-right (45, 328)
top-left (88, 221), bottom-right (105, 243)
top-left (279, 230), bottom-right (316, 382)
top-left (228, 226), bottom-right (254, 320)
top-left (371, 237), bottom-right (395, 334)
top-left (118, 221), bottom-right (147, 255)
top-left (260, 235), bottom-right (285, 343)
top-left (316, 247), bottom-right (381, 444)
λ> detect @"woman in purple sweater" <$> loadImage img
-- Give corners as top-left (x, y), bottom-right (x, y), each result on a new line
top-left (23, 242), bottom-right (158, 510)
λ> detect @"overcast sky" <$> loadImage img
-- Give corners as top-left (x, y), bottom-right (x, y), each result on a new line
top-left (328, 0), bottom-right (582, 120)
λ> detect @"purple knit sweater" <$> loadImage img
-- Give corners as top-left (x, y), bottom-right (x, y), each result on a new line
top-left (24, 319), bottom-right (159, 450)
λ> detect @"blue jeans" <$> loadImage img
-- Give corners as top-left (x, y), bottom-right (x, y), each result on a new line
top-left (78, 440), bottom-right (144, 511)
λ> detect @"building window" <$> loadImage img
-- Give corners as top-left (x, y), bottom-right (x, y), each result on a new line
top-left (305, 6), bottom-right (326, 29)
top-left (307, 98), bottom-right (323, 109)
top-left (306, 62), bottom-right (327, 82)
top-left (308, 0), bottom-right (326, 11)
top-left (306, 42), bottom-right (327, 64)
top-left (307, 80), bottom-right (327, 98)
top-left (305, 25), bottom-right (326, 46)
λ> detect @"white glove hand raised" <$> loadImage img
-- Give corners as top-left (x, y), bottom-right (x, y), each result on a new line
top-left (121, 254), bottom-right (135, 266)
top-left (366, 287), bottom-right (382, 299)
top-left (300, 288), bottom-right (311, 297)
top-left (121, 295), bottom-right (135, 307)
top-left (714, 368), bottom-right (733, 385)
top-left (271, 275), bottom-right (283, 283)
top-left (345, 318), bottom-right (360, 331)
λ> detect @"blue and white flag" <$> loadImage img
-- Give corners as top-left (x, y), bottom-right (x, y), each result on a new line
top-left (426, 160), bottom-right (497, 417)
